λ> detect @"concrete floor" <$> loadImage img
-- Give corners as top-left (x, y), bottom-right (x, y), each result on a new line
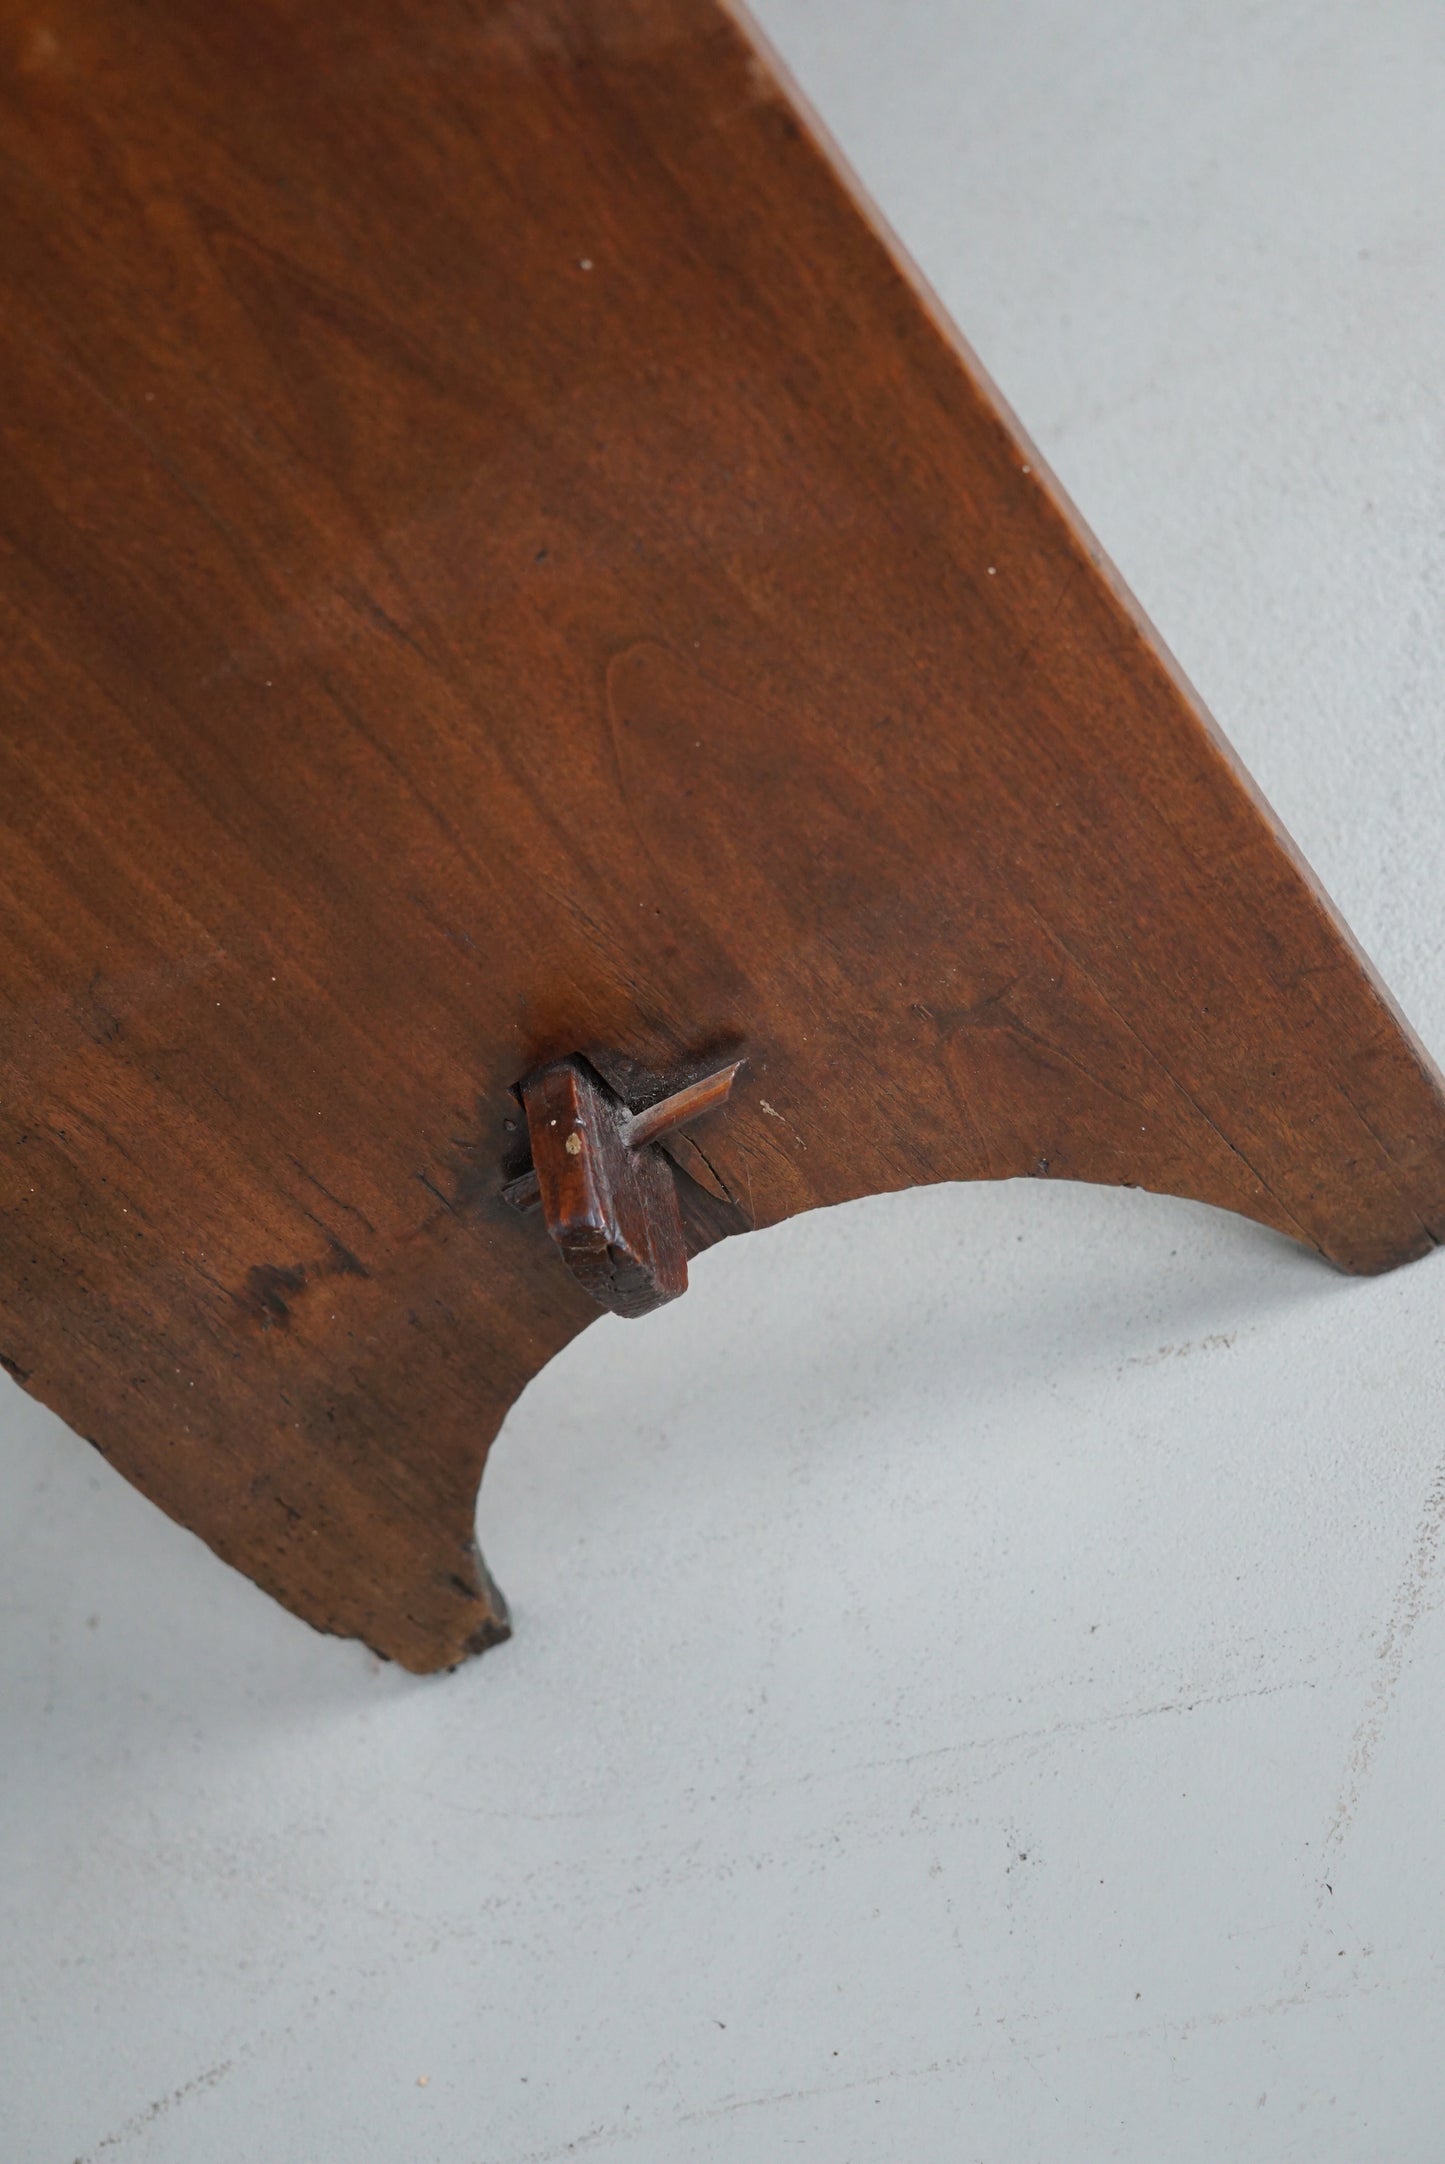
top-left (6, 2), bottom-right (1445, 2157)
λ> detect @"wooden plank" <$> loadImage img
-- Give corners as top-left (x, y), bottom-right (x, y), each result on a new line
top-left (2, 0), bottom-right (1442, 1669)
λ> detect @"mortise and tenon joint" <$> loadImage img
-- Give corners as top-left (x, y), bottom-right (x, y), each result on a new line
top-left (503, 1057), bottom-right (742, 1317)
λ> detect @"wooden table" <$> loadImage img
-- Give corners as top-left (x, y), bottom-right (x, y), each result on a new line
top-left (3, 0), bottom-right (1442, 1670)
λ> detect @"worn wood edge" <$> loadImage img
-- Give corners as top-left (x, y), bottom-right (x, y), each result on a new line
top-left (718, 0), bottom-right (1445, 1271)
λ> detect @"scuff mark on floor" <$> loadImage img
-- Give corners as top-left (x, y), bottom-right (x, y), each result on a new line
top-left (1319, 1452), bottom-right (1445, 1869)
top-left (72, 2058), bottom-right (235, 2163)
top-left (1123, 1331), bottom-right (1238, 1369)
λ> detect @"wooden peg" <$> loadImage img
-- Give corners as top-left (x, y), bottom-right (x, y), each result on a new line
top-left (512, 1057), bottom-right (741, 1318)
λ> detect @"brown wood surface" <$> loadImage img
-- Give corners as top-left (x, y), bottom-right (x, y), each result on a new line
top-left (3, 0), bottom-right (1444, 1670)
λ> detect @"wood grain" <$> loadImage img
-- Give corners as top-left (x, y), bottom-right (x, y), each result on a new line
top-left (2, 0), bottom-right (1443, 1669)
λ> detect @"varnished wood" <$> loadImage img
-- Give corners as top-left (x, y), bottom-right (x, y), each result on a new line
top-left (3, 0), bottom-right (1444, 1670)
top-left (520, 1057), bottom-right (690, 1317)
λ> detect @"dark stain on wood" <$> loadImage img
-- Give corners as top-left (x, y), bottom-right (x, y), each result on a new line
top-left (239, 1236), bottom-right (369, 1332)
